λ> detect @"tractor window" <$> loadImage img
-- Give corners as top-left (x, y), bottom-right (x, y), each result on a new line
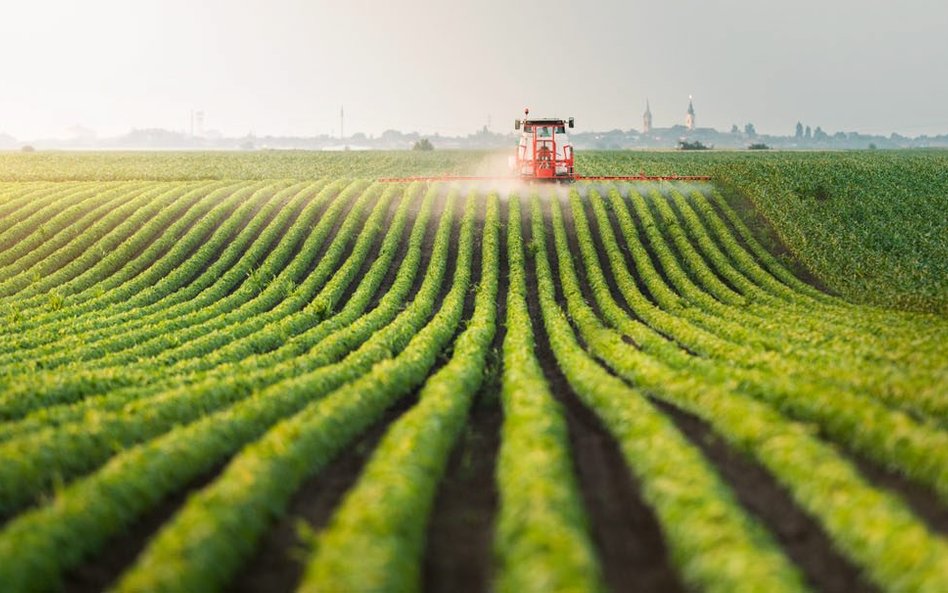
top-left (537, 126), bottom-right (552, 137)
top-left (523, 125), bottom-right (533, 133)
top-left (556, 126), bottom-right (565, 134)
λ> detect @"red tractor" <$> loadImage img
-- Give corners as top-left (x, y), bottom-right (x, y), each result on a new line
top-left (512, 109), bottom-right (575, 181)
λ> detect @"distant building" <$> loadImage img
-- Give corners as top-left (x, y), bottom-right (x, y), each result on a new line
top-left (643, 100), bottom-right (653, 134)
top-left (190, 110), bottom-right (205, 138)
top-left (685, 96), bottom-right (695, 131)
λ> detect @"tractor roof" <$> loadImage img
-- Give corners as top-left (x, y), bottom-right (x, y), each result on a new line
top-left (523, 118), bottom-right (567, 125)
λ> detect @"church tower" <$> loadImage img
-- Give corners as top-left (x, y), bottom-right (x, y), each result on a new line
top-left (643, 99), bottom-right (653, 134)
top-left (685, 95), bottom-right (695, 131)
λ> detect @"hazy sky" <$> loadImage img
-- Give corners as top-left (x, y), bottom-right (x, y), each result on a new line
top-left (2, 0), bottom-right (946, 139)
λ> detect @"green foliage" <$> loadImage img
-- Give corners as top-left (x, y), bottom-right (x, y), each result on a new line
top-left (412, 138), bottom-right (434, 151)
top-left (0, 151), bottom-right (945, 592)
top-left (0, 149), bottom-right (481, 181)
top-left (678, 140), bottom-right (711, 150)
top-left (44, 291), bottom-right (62, 311)
top-left (713, 152), bottom-right (948, 312)
top-left (577, 150), bottom-right (948, 312)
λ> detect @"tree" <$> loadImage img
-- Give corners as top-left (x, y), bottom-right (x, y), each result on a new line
top-left (730, 124), bottom-right (740, 135)
top-left (744, 123), bottom-right (757, 138)
top-left (381, 129), bottom-right (403, 142)
top-left (678, 140), bottom-right (711, 150)
top-left (805, 125), bottom-right (812, 140)
top-left (795, 122), bottom-right (804, 139)
top-left (412, 138), bottom-right (434, 151)
top-left (813, 126), bottom-right (828, 141)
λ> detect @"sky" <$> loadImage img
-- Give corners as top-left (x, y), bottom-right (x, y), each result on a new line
top-left (1, 0), bottom-right (947, 140)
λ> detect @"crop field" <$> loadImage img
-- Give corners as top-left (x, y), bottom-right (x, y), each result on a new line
top-left (0, 151), bottom-right (946, 593)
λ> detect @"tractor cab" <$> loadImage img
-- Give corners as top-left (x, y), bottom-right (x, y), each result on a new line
top-left (512, 109), bottom-right (575, 181)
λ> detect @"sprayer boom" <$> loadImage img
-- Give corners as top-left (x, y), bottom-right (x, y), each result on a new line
top-left (378, 174), bottom-right (711, 183)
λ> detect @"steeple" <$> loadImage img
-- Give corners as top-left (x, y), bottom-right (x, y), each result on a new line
top-left (643, 99), bottom-right (653, 134)
top-left (685, 95), bottom-right (695, 131)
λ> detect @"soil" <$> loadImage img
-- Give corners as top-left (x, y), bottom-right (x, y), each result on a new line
top-left (423, 387), bottom-right (503, 593)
